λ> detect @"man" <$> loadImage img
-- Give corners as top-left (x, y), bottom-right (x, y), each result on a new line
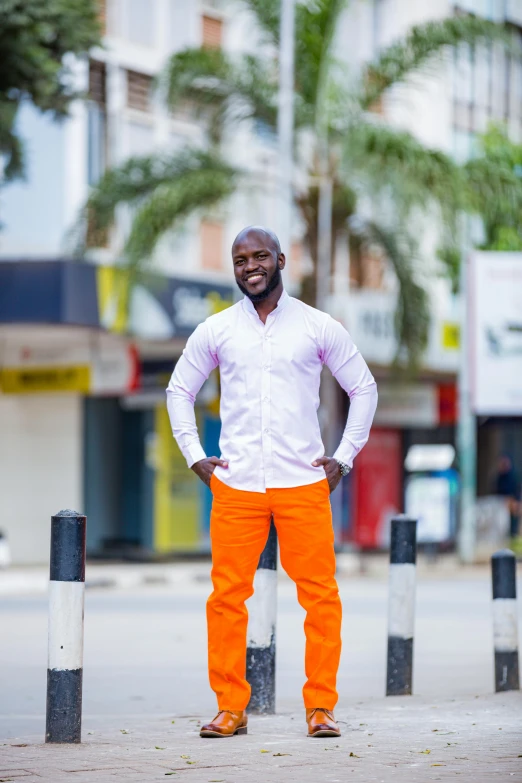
top-left (166, 226), bottom-right (377, 738)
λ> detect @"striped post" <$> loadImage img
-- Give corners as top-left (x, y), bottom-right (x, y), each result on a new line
top-left (386, 516), bottom-right (417, 696)
top-left (246, 519), bottom-right (277, 713)
top-left (492, 549), bottom-right (520, 692)
top-left (45, 509), bottom-right (86, 743)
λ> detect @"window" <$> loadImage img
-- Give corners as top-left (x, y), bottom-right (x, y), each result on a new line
top-left (98, 0), bottom-right (106, 35)
top-left (122, 0), bottom-right (155, 46)
top-left (201, 221), bottom-right (224, 270)
top-left (127, 70), bottom-right (153, 112)
top-left (452, 18), bottom-right (522, 156)
top-left (87, 60), bottom-right (107, 186)
top-left (202, 14), bottom-right (223, 48)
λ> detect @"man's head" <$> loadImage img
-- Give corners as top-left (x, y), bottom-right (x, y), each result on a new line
top-left (232, 226), bottom-right (285, 303)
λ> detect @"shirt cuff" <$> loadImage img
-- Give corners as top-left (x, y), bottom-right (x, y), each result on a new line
top-left (185, 442), bottom-right (207, 468)
top-left (333, 441), bottom-right (357, 470)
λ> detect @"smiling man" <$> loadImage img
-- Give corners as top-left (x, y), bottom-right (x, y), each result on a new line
top-left (166, 226), bottom-right (377, 739)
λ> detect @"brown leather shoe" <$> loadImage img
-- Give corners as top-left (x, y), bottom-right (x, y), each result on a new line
top-left (200, 710), bottom-right (248, 738)
top-left (306, 708), bottom-right (341, 738)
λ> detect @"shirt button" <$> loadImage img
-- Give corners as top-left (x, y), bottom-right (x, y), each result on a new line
top-left (264, 428), bottom-right (270, 434)
top-left (263, 396), bottom-right (269, 402)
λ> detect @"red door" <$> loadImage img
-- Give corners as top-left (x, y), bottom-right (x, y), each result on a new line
top-left (351, 428), bottom-right (402, 549)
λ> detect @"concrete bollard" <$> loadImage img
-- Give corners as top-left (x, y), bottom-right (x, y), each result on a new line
top-left (246, 518), bottom-right (277, 713)
top-left (45, 510), bottom-right (86, 743)
top-left (492, 549), bottom-right (520, 692)
top-left (386, 515), bottom-right (417, 696)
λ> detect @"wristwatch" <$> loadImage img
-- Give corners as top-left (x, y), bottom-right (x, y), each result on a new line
top-left (336, 460), bottom-right (351, 477)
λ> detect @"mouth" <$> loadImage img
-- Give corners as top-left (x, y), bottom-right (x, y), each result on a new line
top-left (244, 272), bottom-right (266, 285)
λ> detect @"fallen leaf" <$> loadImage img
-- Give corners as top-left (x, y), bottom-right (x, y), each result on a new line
top-left (87, 732), bottom-right (94, 735)
top-left (10, 744), bottom-right (28, 747)
top-left (419, 749), bottom-right (431, 754)
top-left (273, 753), bottom-right (291, 757)
top-left (359, 723), bottom-right (368, 726)
top-left (260, 749), bottom-right (270, 753)
top-left (155, 746), bottom-right (166, 750)
top-left (171, 720), bottom-right (175, 724)
top-left (164, 774), bottom-right (176, 777)
top-left (431, 764), bottom-right (446, 767)
top-left (349, 752), bottom-right (360, 758)
top-left (180, 755), bottom-right (190, 759)
top-left (186, 761), bottom-right (196, 764)
top-left (120, 729), bottom-right (129, 735)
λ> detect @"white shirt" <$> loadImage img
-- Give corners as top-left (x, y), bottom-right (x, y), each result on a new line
top-left (166, 290), bottom-right (377, 492)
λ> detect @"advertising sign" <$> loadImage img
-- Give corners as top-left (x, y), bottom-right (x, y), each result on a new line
top-left (405, 474), bottom-right (456, 544)
top-left (471, 252), bottom-right (522, 415)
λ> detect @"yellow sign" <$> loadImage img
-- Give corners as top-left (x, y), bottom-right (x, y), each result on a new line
top-left (0, 365), bottom-right (91, 394)
top-left (442, 322), bottom-right (460, 350)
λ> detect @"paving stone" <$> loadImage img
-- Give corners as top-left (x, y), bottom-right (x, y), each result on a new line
top-left (1, 693), bottom-right (521, 782)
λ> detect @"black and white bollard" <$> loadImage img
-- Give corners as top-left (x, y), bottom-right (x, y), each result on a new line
top-left (492, 549), bottom-right (520, 692)
top-left (45, 510), bottom-right (86, 743)
top-left (246, 519), bottom-right (277, 713)
top-left (386, 516), bottom-right (417, 696)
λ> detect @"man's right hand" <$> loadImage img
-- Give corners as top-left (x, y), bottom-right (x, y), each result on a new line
top-left (191, 456), bottom-right (229, 487)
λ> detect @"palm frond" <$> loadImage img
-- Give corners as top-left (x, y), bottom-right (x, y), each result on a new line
top-left (344, 120), bottom-right (464, 213)
top-left (361, 16), bottom-right (507, 110)
top-left (464, 156), bottom-right (522, 244)
top-left (354, 219), bottom-right (430, 370)
top-left (295, 0), bottom-right (348, 115)
top-left (84, 149), bottom-right (237, 247)
top-left (165, 48), bottom-right (277, 135)
top-left (240, 0), bottom-right (280, 42)
top-left (124, 162), bottom-right (237, 273)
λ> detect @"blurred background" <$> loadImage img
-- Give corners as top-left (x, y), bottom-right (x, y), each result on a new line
top-left (1, 0), bottom-right (522, 569)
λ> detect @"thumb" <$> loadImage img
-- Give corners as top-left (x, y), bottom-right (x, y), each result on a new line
top-left (312, 456), bottom-right (329, 467)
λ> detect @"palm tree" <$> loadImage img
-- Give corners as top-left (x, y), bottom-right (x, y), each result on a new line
top-left (84, 1), bottom-right (509, 368)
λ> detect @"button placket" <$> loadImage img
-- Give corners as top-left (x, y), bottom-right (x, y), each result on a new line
top-left (261, 326), bottom-right (272, 484)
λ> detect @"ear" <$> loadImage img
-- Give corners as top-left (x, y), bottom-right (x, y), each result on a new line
top-left (278, 252), bottom-right (286, 270)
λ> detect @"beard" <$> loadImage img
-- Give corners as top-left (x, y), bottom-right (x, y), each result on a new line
top-left (236, 264), bottom-right (282, 303)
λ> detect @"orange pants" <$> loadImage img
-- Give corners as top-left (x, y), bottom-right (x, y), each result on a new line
top-left (207, 474), bottom-right (342, 711)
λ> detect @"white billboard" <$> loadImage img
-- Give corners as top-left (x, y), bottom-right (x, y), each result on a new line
top-left (471, 252), bottom-right (522, 415)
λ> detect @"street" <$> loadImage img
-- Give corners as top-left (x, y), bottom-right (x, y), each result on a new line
top-left (1, 572), bottom-right (520, 738)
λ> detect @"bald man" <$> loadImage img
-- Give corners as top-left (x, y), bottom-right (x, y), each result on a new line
top-left (167, 227), bottom-right (377, 738)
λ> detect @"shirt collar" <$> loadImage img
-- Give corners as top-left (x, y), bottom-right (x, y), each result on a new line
top-left (242, 288), bottom-right (290, 318)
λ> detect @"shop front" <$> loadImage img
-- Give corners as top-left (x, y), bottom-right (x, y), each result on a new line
top-left (0, 260), bottom-right (234, 564)
top-left (327, 287), bottom-right (460, 550)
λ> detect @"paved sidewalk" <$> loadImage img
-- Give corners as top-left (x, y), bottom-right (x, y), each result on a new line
top-left (1, 693), bottom-right (520, 782)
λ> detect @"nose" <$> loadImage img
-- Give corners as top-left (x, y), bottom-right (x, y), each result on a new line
top-left (244, 257), bottom-right (261, 273)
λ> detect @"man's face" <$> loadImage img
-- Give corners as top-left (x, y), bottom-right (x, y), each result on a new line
top-left (232, 231), bottom-right (284, 302)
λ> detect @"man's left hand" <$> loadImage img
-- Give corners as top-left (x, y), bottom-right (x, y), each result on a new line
top-left (312, 456), bottom-right (342, 494)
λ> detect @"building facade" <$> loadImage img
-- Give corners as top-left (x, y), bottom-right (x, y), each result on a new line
top-left (1, 0), bottom-right (521, 562)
